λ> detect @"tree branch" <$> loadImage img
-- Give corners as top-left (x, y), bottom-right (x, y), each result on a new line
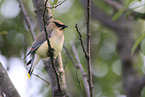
top-left (32, 0), bottom-right (52, 32)
top-left (18, 0), bottom-right (36, 40)
top-left (33, 74), bottom-right (50, 85)
top-left (0, 62), bottom-right (20, 97)
top-left (81, 0), bottom-right (144, 97)
top-left (63, 46), bottom-right (78, 68)
top-left (44, 54), bottom-right (68, 97)
top-left (70, 41), bottom-right (90, 97)
top-left (75, 24), bottom-right (88, 58)
top-left (43, 0), bottom-right (52, 52)
top-left (76, 70), bottom-right (87, 97)
top-left (64, 45), bottom-right (87, 97)
top-left (86, 0), bottom-right (93, 96)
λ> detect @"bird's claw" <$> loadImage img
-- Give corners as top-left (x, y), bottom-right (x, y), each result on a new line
top-left (47, 48), bottom-right (55, 57)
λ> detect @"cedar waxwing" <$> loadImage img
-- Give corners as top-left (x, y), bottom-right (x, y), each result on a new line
top-left (24, 20), bottom-right (68, 79)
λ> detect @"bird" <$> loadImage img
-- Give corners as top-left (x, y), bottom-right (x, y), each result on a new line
top-left (23, 19), bottom-right (68, 79)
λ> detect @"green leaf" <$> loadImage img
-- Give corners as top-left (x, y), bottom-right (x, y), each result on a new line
top-left (112, 0), bottom-right (133, 20)
top-left (53, 0), bottom-right (58, 5)
top-left (0, 31), bottom-right (7, 35)
top-left (131, 33), bottom-right (145, 54)
top-left (58, 1), bottom-right (61, 3)
top-left (112, 10), bottom-right (124, 20)
top-left (49, 1), bottom-right (53, 6)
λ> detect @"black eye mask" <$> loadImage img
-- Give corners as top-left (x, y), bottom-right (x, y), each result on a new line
top-left (54, 22), bottom-right (68, 30)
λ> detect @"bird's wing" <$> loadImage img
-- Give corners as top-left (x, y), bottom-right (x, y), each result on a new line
top-left (23, 29), bottom-right (53, 60)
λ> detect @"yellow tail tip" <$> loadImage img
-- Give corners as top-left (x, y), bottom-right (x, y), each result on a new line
top-left (27, 73), bottom-right (31, 79)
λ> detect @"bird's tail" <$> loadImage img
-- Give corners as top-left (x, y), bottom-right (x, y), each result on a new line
top-left (27, 54), bottom-right (41, 79)
top-left (27, 55), bottom-right (34, 79)
top-left (23, 50), bottom-right (31, 60)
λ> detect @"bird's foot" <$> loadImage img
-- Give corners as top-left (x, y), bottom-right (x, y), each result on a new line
top-left (48, 48), bottom-right (55, 58)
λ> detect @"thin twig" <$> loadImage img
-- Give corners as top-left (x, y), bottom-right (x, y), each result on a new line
top-left (43, 0), bottom-right (61, 91)
top-left (76, 70), bottom-right (87, 97)
top-left (43, 0), bottom-right (52, 51)
top-left (18, 0), bottom-right (36, 41)
top-left (75, 24), bottom-right (88, 58)
top-left (47, 0), bottom-right (66, 9)
top-left (86, 0), bottom-right (93, 96)
top-left (64, 44), bottom-right (90, 97)
top-left (70, 41), bottom-right (90, 97)
top-left (63, 45), bottom-right (78, 68)
top-left (33, 74), bottom-right (50, 85)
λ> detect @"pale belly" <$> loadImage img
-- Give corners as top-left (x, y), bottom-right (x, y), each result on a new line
top-left (36, 35), bottom-right (64, 59)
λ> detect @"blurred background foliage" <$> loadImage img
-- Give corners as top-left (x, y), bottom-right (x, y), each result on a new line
top-left (0, 0), bottom-right (145, 97)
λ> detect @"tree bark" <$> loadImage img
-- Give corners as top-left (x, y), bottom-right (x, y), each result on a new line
top-left (44, 54), bottom-right (68, 97)
top-left (32, 0), bottom-right (51, 32)
top-left (0, 62), bottom-right (20, 97)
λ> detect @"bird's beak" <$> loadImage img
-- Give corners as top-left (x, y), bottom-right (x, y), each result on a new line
top-left (62, 25), bottom-right (68, 29)
top-left (60, 25), bottom-right (68, 30)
